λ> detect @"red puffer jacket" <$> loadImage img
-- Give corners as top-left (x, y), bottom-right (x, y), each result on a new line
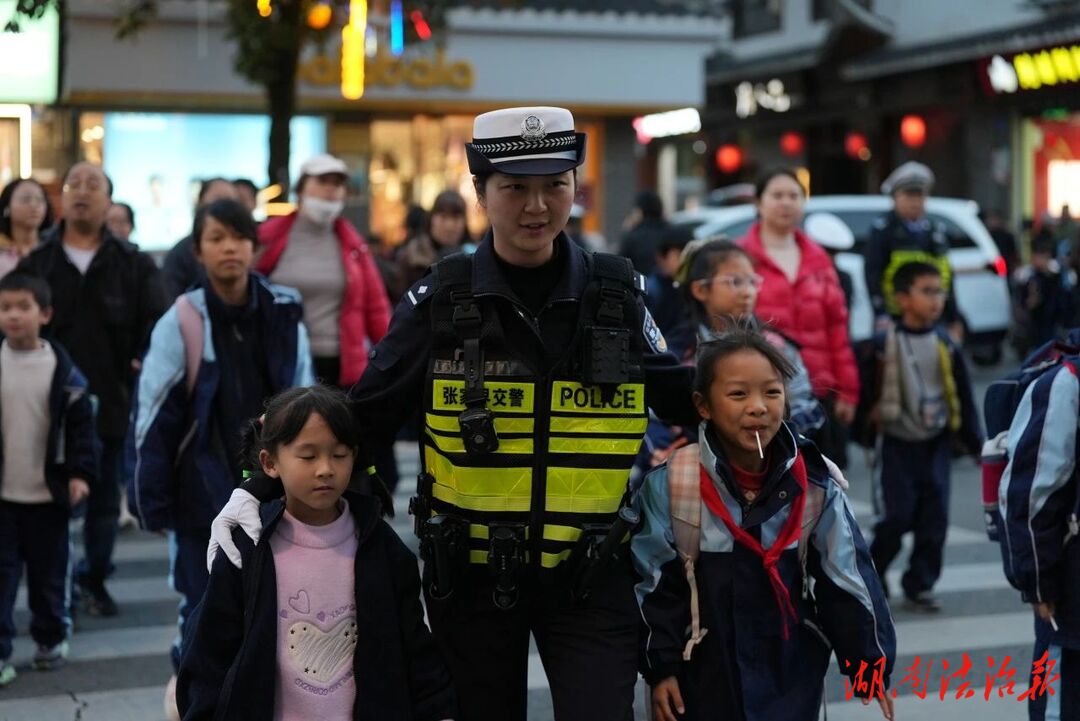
top-left (739, 222), bottom-right (859, 405)
top-left (257, 212), bottom-right (390, 387)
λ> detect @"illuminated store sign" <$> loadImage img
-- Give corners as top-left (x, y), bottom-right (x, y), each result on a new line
top-left (984, 45), bottom-right (1080, 94)
top-left (734, 79), bottom-right (791, 118)
top-left (0, 0), bottom-right (59, 104)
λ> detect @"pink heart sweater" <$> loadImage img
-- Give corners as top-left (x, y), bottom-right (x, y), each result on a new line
top-left (269, 500), bottom-right (359, 721)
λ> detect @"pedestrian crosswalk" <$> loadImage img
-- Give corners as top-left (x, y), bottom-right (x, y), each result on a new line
top-left (0, 443), bottom-right (1038, 721)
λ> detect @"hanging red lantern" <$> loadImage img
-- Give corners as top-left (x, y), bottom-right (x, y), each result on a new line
top-left (716, 144), bottom-right (743, 174)
top-left (779, 131), bottom-right (805, 157)
top-left (844, 132), bottom-right (868, 159)
top-left (900, 114), bottom-right (927, 148)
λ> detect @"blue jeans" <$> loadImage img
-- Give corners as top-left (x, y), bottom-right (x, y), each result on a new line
top-left (76, 437), bottom-right (122, 585)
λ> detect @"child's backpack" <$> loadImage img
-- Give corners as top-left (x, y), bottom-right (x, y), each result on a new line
top-left (981, 330), bottom-right (1080, 542)
top-left (174, 294), bottom-right (205, 396)
top-left (665, 443), bottom-right (843, 661)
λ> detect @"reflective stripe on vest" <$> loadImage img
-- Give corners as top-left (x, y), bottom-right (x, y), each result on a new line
top-left (423, 374), bottom-right (647, 568)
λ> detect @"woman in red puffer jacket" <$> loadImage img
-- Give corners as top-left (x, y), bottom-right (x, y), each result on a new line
top-left (738, 168), bottom-right (858, 460)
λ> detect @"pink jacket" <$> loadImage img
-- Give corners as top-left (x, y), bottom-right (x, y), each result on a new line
top-left (257, 213), bottom-right (390, 387)
top-left (739, 223), bottom-right (859, 405)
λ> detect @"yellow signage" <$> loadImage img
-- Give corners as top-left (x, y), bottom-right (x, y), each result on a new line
top-left (301, 47), bottom-right (474, 93)
top-left (341, 0), bottom-right (367, 100)
top-left (986, 46), bottom-right (1080, 94)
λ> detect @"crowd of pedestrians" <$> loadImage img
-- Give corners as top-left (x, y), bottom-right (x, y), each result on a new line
top-left (0, 104), bottom-right (1074, 721)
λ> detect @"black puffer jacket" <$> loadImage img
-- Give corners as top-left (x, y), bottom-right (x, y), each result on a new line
top-left (177, 491), bottom-right (457, 721)
top-left (17, 226), bottom-right (167, 439)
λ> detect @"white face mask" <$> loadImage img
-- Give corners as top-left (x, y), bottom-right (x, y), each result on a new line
top-left (300, 196), bottom-right (344, 226)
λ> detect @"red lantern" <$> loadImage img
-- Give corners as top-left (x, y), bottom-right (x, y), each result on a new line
top-left (779, 131), bottom-right (805, 157)
top-left (900, 114), bottom-right (927, 148)
top-left (716, 144), bottom-right (743, 174)
top-left (844, 132), bottom-right (868, 159)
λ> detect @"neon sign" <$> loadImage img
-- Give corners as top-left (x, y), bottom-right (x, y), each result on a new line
top-left (985, 45), bottom-right (1080, 94)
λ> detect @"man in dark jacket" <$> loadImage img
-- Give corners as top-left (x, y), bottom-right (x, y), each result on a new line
top-left (17, 161), bottom-right (167, 617)
top-left (619, 190), bottom-right (670, 276)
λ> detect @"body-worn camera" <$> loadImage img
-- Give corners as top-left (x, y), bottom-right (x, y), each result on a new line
top-left (459, 406), bottom-right (500, 456)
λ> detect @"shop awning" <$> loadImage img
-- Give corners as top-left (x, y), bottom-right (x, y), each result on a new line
top-left (705, 46), bottom-right (823, 85)
top-left (841, 13), bottom-right (1080, 81)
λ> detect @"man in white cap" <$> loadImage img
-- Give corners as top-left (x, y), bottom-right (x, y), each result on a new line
top-left (865, 161), bottom-right (959, 336)
top-left (207, 106), bottom-right (698, 721)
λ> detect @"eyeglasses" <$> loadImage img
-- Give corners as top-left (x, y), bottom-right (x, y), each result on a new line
top-left (12, 195), bottom-right (45, 207)
top-left (705, 273), bottom-right (764, 291)
top-left (62, 179), bottom-right (106, 194)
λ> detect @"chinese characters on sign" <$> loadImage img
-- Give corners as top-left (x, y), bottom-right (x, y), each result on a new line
top-left (842, 653), bottom-right (1059, 703)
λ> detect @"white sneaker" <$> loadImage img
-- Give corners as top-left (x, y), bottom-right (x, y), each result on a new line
top-left (0, 659), bottom-right (16, 687)
top-left (32, 640), bottom-right (69, 670)
top-left (164, 674), bottom-right (180, 721)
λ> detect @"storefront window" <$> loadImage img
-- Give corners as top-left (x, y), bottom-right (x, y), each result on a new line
top-left (1025, 116), bottom-right (1080, 222)
top-left (83, 112), bottom-right (326, 250)
top-left (367, 115), bottom-right (605, 246)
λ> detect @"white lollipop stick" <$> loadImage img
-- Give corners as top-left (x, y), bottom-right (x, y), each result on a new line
top-left (755, 430), bottom-right (764, 459)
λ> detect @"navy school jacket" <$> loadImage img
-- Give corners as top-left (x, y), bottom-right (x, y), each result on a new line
top-left (126, 276), bottom-right (314, 532)
top-left (0, 338), bottom-right (97, 509)
top-left (999, 357), bottom-right (1080, 649)
top-left (631, 423), bottom-right (896, 721)
top-left (176, 491), bottom-right (457, 721)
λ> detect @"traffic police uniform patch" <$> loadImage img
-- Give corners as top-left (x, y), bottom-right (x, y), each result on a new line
top-left (642, 308), bottom-right (668, 354)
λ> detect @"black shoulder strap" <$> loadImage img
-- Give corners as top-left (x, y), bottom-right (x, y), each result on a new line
top-left (587, 252), bottom-right (641, 327)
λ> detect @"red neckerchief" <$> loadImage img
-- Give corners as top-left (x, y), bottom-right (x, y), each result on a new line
top-left (699, 452), bottom-right (808, 639)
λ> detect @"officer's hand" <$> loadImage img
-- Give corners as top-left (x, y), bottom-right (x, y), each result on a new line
top-left (948, 321), bottom-right (964, 345)
top-left (861, 692), bottom-right (895, 720)
top-left (206, 488), bottom-right (263, 571)
top-left (68, 477), bottom-right (90, 507)
top-left (652, 677), bottom-right (685, 721)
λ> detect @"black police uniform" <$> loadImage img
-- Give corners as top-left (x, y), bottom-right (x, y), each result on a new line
top-left (353, 232), bottom-right (696, 721)
top-left (865, 210), bottom-right (957, 324)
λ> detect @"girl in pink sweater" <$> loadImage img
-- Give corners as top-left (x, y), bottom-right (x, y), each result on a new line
top-left (177, 385), bottom-right (455, 721)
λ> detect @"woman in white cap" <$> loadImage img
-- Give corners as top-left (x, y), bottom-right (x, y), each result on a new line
top-left (208, 107), bottom-right (697, 721)
top-left (255, 154), bottom-right (397, 485)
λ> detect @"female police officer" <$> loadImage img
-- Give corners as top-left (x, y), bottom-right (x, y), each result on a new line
top-left (207, 106), bottom-right (697, 721)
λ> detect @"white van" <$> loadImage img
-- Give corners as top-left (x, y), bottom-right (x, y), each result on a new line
top-left (671, 195), bottom-right (1011, 361)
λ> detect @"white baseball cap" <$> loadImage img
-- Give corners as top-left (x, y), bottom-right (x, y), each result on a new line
top-left (300, 153), bottom-right (349, 178)
top-left (466, 106), bottom-right (586, 176)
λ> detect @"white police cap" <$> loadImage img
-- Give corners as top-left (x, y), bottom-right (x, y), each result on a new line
top-left (881, 161), bottom-right (935, 195)
top-left (466, 106), bottom-right (586, 176)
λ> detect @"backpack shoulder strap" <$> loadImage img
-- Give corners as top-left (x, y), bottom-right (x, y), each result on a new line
top-left (174, 294), bottom-right (204, 397)
top-left (666, 443), bottom-right (708, 661)
top-left (667, 443), bottom-right (702, 563)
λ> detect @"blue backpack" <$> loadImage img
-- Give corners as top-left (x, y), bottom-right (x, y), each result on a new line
top-left (981, 330), bottom-right (1080, 541)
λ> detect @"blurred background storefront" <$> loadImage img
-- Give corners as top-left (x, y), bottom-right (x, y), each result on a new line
top-left (36, 1), bottom-right (722, 251)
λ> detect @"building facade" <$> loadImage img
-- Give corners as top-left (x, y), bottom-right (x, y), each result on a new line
top-left (6, 0), bottom-right (723, 250)
top-left (705, 0), bottom-right (1080, 232)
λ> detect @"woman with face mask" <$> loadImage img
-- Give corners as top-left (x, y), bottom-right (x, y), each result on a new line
top-left (256, 153), bottom-right (391, 400)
